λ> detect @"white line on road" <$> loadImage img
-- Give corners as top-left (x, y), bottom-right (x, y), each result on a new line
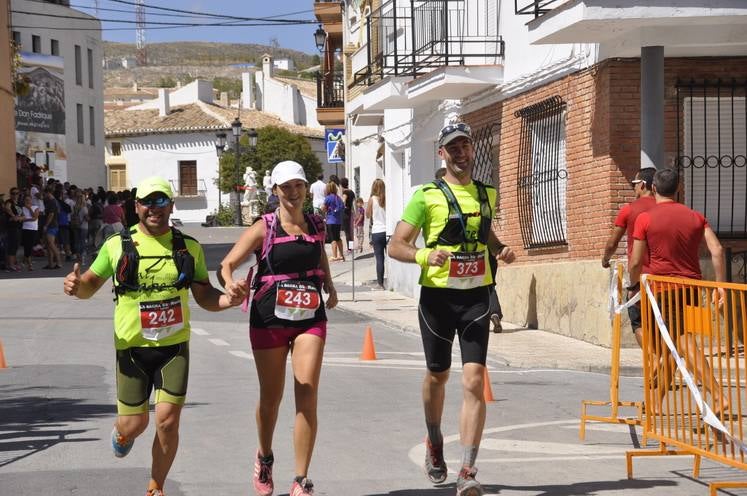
top-left (208, 338), bottom-right (230, 346)
top-left (408, 419), bottom-right (642, 467)
top-left (229, 350), bottom-right (253, 359)
top-left (191, 328), bottom-right (210, 336)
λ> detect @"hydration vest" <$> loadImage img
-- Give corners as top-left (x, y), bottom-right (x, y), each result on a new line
top-left (113, 227), bottom-right (195, 297)
top-left (425, 179), bottom-right (493, 251)
top-left (242, 211), bottom-right (326, 310)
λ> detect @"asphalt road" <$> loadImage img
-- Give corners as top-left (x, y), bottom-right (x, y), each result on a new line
top-left (1, 226), bottom-right (745, 495)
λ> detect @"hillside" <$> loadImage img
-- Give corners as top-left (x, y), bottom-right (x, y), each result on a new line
top-left (104, 41), bottom-right (318, 69)
top-left (103, 41), bottom-right (319, 90)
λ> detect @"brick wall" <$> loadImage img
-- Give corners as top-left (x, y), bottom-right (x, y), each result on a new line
top-left (464, 57), bottom-right (747, 264)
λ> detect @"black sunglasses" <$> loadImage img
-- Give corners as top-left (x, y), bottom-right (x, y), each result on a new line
top-left (137, 196), bottom-right (171, 208)
top-left (438, 123), bottom-right (471, 142)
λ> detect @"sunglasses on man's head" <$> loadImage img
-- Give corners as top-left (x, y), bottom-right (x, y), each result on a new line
top-left (438, 122), bottom-right (471, 141)
top-left (631, 179), bottom-right (644, 187)
top-left (137, 196), bottom-right (171, 208)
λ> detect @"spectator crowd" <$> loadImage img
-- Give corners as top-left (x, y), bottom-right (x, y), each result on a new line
top-left (0, 175), bottom-right (139, 272)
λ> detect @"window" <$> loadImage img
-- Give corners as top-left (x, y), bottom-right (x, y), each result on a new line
top-left (109, 165), bottom-right (127, 191)
top-left (74, 45), bottom-right (82, 85)
top-left (76, 104), bottom-right (84, 144)
top-left (111, 142), bottom-right (122, 156)
top-left (179, 161), bottom-right (198, 196)
top-left (32, 35), bottom-right (41, 53)
top-left (51, 39), bottom-right (59, 56)
top-left (87, 48), bottom-right (94, 88)
top-left (516, 96), bottom-right (568, 249)
top-left (12, 31), bottom-right (20, 46)
top-left (680, 90), bottom-right (746, 237)
top-left (89, 106), bottom-right (95, 145)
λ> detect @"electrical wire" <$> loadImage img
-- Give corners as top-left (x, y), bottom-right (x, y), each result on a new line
top-left (19, 0), bottom-right (228, 18)
top-left (107, 0), bottom-right (314, 23)
top-left (12, 9), bottom-right (315, 26)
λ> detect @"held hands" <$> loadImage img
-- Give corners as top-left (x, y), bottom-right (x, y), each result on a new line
top-left (601, 257), bottom-right (611, 269)
top-left (63, 263), bottom-right (81, 296)
top-left (323, 280), bottom-right (338, 309)
top-left (224, 279), bottom-right (249, 307)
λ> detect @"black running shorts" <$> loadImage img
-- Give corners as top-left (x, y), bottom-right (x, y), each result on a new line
top-left (418, 286), bottom-right (491, 372)
top-left (115, 342), bottom-right (189, 415)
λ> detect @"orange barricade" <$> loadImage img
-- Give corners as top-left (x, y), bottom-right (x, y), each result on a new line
top-left (579, 263), bottom-right (643, 440)
top-left (627, 274), bottom-right (747, 495)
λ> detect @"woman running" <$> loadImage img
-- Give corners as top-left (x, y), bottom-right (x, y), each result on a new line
top-left (220, 160), bottom-right (337, 496)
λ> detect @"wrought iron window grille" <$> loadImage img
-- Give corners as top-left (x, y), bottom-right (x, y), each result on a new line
top-left (676, 79), bottom-right (747, 239)
top-left (353, 0), bottom-right (504, 87)
top-left (470, 122), bottom-right (499, 187)
top-left (515, 96), bottom-right (568, 249)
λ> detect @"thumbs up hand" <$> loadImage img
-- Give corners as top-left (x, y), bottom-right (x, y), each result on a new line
top-left (64, 263), bottom-right (82, 296)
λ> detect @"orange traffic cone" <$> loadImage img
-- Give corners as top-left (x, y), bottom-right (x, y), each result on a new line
top-left (360, 326), bottom-right (377, 360)
top-left (0, 339), bottom-right (7, 369)
top-left (483, 367), bottom-right (494, 402)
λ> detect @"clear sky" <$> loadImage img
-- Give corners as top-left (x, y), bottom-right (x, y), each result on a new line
top-left (72, 0), bottom-right (320, 54)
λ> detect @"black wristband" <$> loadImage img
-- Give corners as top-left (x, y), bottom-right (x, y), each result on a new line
top-left (626, 282), bottom-right (640, 291)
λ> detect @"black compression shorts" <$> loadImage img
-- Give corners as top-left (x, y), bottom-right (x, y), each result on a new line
top-left (418, 286), bottom-right (491, 372)
top-left (115, 342), bottom-right (189, 414)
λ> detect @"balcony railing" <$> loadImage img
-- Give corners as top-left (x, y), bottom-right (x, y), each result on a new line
top-left (316, 71), bottom-right (345, 108)
top-left (354, 0), bottom-right (504, 86)
top-left (514, 0), bottom-right (569, 18)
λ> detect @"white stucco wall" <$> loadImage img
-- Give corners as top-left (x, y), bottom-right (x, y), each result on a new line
top-left (300, 93), bottom-right (321, 129)
top-left (348, 123), bottom-right (380, 201)
top-left (110, 132), bottom-right (220, 223)
top-left (256, 71), bottom-right (297, 125)
top-left (130, 80), bottom-right (214, 110)
top-left (12, 0), bottom-right (105, 188)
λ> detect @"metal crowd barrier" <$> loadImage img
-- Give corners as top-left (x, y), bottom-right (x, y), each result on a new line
top-left (627, 274), bottom-right (747, 495)
top-left (579, 262), bottom-right (643, 440)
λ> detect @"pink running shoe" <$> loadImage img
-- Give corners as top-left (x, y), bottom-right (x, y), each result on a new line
top-left (253, 451), bottom-right (274, 496)
top-left (290, 477), bottom-right (314, 495)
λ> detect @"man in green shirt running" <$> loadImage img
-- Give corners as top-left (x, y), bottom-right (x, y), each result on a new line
top-left (389, 123), bottom-right (515, 496)
top-left (63, 176), bottom-right (247, 496)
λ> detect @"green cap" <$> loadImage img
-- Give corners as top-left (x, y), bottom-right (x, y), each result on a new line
top-left (136, 176), bottom-right (173, 199)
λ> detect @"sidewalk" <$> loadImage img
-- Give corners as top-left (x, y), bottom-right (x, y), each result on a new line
top-left (329, 250), bottom-right (643, 376)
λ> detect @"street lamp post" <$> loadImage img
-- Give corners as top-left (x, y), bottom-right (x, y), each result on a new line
top-left (314, 24), bottom-right (327, 52)
top-left (215, 131), bottom-right (226, 209)
top-left (231, 117), bottom-right (242, 226)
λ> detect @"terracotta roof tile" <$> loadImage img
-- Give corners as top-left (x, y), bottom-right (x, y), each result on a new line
top-left (105, 102), bottom-right (323, 138)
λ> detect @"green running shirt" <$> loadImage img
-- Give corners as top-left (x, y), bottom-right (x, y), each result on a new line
top-left (401, 181), bottom-right (497, 288)
top-left (90, 226), bottom-right (209, 350)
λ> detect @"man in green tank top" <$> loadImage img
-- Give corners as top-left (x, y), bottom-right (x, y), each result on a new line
top-left (389, 123), bottom-right (515, 496)
top-left (63, 176), bottom-right (247, 496)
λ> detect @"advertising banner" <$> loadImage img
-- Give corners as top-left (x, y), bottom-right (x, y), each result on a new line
top-left (15, 52), bottom-right (67, 180)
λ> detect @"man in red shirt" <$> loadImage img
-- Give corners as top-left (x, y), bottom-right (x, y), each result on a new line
top-left (629, 168), bottom-right (725, 285)
top-left (629, 167), bottom-right (726, 416)
top-left (601, 167), bottom-right (656, 347)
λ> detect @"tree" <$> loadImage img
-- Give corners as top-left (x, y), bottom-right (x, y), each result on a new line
top-left (218, 126), bottom-right (322, 194)
top-left (156, 76), bottom-right (177, 88)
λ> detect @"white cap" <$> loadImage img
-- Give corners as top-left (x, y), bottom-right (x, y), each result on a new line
top-left (271, 160), bottom-right (308, 187)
